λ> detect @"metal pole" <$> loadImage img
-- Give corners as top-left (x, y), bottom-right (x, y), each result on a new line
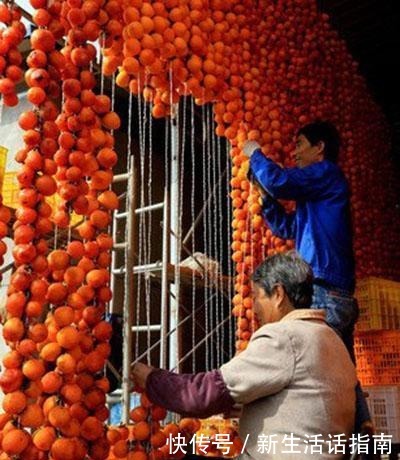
top-left (160, 188), bottom-right (169, 368)
top-left (176, 316), bottom-right (231, 368)
top-left (182, 167), bottom-right (227, 246)
top-left (109, 197), bottom-right (120, 315)
top-left (115, 202), bottom-right (164, 219)
top-left (169, 103), bottom-right (180, 372)
top-left (122, 164), bottom-right (136, 424)
top-left (169, 228), bottom-right (206, 273)
top-left (133, 291), bottom-right (220, 365)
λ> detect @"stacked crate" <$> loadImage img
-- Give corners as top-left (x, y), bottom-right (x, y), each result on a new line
top-left (1, 171), bottom-right (19, 208)
top-left (354, 277), bottom-right (400, 443)
top-left (0, 146), bottom-right (7, 190)
top-left (1, 170), bottom-right (80, 224)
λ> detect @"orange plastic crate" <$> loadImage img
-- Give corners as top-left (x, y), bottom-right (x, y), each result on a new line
top-left (196, 417), bottom-right (241, 458)
top-left (355, 277), bottom-right (400, 331)
top-left (355, 330), bottom-right (400, 386)
top-left (365, 386), bottom-right (400, 443)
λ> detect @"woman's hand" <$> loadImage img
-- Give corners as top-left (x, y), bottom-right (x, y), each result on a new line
top-left (130, 362), bottom-right (154, 390)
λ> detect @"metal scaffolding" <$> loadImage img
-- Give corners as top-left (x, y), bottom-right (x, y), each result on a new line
top-left (108, 100), bottom-right (234, 420)
top-left (0, 98), bottom-right (234, 423)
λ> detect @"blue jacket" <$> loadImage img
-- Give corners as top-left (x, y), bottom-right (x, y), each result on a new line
top-left (250, 150), bottom-right (355, 292)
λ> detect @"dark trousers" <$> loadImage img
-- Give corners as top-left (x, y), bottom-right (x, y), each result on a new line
top-left (312, 283), bottom-right (371, 432)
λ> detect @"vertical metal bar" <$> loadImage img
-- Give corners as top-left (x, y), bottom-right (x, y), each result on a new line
top-left (169, 103), bottom-right (180, 372)
top-left (182, 168), bottom-right (227, 246)
top-left (122, 165), bottom-right (136, 424)
top-left (160, 188), bottom-right (169, 368)
top-left (109, 200), bottom-right (120, 315)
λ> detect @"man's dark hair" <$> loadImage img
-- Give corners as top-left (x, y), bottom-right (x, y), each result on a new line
top-left (252, 251), bottom-right (314, 309)
top-left (297, 120), bottom-right (341, 163)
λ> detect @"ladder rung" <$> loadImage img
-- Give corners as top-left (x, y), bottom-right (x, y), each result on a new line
top-left (114, 203), bottom-right (164, 220)
top-left (115, 211), bottom-right (128, 219)
top-left (109, 389), bottom-right (122, 395)
top-left (106, 394), bottom-right (122, 405)
top-left (113, 173), bottom-right (129, 183)
top-left (132, 325), bottom-right (161, 332)
top-left (133, 262), bottom-right (162, 274)
top-left (113, 242), bottom-right (127, 250)
top-left (112, 262), bottom-right (163, 276)
top-left (136, 202), bottom-right (164, 214)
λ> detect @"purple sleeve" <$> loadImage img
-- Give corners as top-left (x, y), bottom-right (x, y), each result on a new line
top-left (146, 369), bottom-right (235, 418)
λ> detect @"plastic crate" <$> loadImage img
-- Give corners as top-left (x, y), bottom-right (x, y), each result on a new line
top-left (0, 146), bottom-right (7, 190)
top-left (2, 171), bottom-right (19, 209)
top-left (46, 193), bottom-right (81, 226)
top-left (196, 417), bottom-right (240, 458)
top-left (355, 330), bottom-right (400, 386)
top-left (2, 171), bottom-right (80, 225)
top-left (355, 277), bottom-right (400, 331)
top-left (365, 385), bottom-right (400, 443)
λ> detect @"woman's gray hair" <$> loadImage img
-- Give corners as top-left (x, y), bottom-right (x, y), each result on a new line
top-left (252, 251), bottom-right (314, 308)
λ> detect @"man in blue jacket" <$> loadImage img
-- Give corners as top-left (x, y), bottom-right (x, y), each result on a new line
top-left (243, 121), bottom-right (372, 438)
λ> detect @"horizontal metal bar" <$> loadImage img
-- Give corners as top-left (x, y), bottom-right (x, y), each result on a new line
top-left (114, 211), bottom-right (128, 219)
top-left (133, 262), bottom-right (162, 274)
top-left (109, 388), bottom-right (122, 396)
top-left (113, 173), bottom-right (129, 183)
top-left (112, 262), bottom-right (163, 276)
top-left (114, 203), bottom-right (164, 220)
top-left (132, 325), bottom-right (161, 332)
top-left (106, 390), bottom-right (127, 405)
top-left (113, 242), bottom-right (127, 250)
top-left (135, 202), bottom-right (164, 214)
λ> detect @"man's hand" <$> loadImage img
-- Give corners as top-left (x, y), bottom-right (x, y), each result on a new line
top-left (130, 362), bottom-right (154, 390)
top-left (242, 140), bottom-right (261, 158)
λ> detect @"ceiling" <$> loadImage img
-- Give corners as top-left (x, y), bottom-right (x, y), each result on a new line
top-left (318, 0), bottom-right (400, 160)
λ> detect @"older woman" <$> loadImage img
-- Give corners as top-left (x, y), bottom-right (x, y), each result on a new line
top-left (132, 252), bottom-right (357, 460)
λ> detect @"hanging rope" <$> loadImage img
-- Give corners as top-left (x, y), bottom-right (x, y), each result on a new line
top-left (210, 111), bottom-right (221, 368)
top-left (226, 139), bottom-right (234, 355)
top-left (177, 94), bottom-right (187, 373)
top-left (206, 104), bottom-right (215, 370)
top-left (135, 74), bottom-right (145, 360)
top-left (216, 134), bottom-right (225, 365)
top-left (190, 96), bottom-right (197, 373)
top-left (201, 101), bottom-right (210, 371)
top-left (142, 83), bottom-right (152, 365)
top-left (99, 32), bottom-right (105, 95)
